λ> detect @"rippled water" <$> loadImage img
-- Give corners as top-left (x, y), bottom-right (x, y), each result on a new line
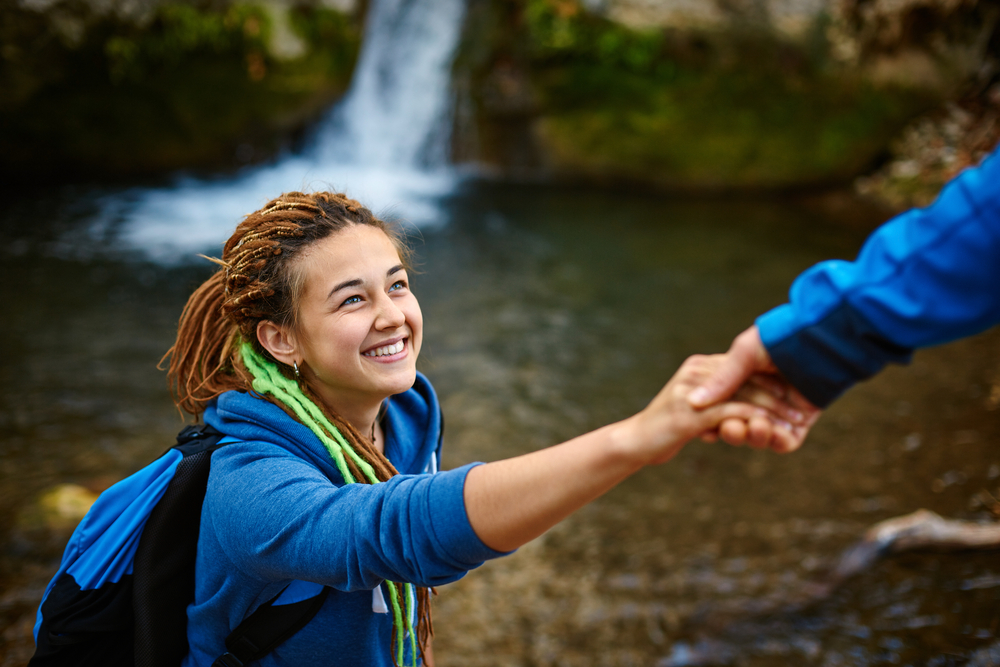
top-left (1, 181), bottom-right (999, 666)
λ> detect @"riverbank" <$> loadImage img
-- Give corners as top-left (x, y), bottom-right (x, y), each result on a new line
top-left (0, 0), bottom-right (362, 181)
top-left (455, 0), bottom-right (999, 200)
top-left (855, 85), bottom-right (1000, 210)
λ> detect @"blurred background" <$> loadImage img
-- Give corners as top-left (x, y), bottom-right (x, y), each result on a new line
top-left (1, 0), bottom-right (999, 665)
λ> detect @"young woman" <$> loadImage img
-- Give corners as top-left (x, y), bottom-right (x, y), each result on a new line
top-left (165, 191), bottom-right (799, 667)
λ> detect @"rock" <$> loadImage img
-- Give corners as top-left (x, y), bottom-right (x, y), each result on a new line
top-left (16, 484), bottom-right (99, 532)
top-left (0, 0), bottom-right (363, 180)
top-left (968, 639), bottom-right (1000, 667)
top-left (603, 0), bottom-right (830, 41)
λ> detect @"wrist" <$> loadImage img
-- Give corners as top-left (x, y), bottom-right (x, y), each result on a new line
top-left (605, 416), bottom-right (655, 471)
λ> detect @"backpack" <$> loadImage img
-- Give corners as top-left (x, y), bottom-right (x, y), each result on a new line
top-left (29, 424), bottom-right (330, 667)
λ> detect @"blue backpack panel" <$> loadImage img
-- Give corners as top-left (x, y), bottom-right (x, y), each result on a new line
top-left (29, 424), bottom-right (328, 667)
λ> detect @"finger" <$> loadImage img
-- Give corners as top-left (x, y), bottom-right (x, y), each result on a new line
top-left (770, 398), bottom-right (822, 451)
top-left (783, 385), bottom-right (822, 416)
top-left (769, 424), bottom-right (801, 453)
top-left (688, 326), bottom-right (770, 408)
top-left (719, 418), bottom-right (748, 446)
top-left (745, 373), bottom-right (787, 398)
top-left (696, 401), bottom-right (771, 432)
top-left (746, 415), bottom-right (776, 449)
top-left (687, 356), bottom-right (751, 408)
top-left (733, 384), bottom-right (804, 425)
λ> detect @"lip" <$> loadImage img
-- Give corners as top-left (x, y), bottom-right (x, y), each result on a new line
top-left (361, 336), bottom-right (408, 362)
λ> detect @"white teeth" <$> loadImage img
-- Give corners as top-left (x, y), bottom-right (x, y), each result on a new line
top-left (365, 341), bottom-right (404, 357)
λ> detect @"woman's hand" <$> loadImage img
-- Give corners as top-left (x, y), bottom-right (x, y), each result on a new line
top-left (618, 354), bottom-right (782, 467)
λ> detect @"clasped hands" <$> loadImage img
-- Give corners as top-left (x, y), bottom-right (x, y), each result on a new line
top-left (687, 325), bottom-right (821, 453)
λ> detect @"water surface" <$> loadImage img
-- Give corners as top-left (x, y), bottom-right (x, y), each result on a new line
top-left (1, 181), bottom-right (997, 665)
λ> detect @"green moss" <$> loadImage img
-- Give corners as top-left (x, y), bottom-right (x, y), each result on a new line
top-left (0, 3), bottom-right (361, 180)
top-left (507, 0), bottom-right (938, 188)
top-left (538, 65), bottom-right (931, 187)
top-left (523, 0), bottom-right (663, 73)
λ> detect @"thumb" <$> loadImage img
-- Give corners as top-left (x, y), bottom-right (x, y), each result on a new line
top-left (687, 326), bottom-right (767, 408)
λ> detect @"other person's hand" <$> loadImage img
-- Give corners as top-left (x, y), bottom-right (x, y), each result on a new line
top-left (686, 325), bottom-right (821, 452)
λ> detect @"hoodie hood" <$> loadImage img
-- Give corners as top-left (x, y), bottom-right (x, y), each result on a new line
top-left (204, 371), bottom-right (442, 483)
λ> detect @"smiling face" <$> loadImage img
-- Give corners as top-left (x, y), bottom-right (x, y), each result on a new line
top-left (260, 224), bottom-right (422, 420)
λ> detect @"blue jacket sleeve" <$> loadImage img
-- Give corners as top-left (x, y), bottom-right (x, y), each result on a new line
top-left (204, 442), bottom-right (508, 591)
top-left (756, 146), bottom-right (1000, 408)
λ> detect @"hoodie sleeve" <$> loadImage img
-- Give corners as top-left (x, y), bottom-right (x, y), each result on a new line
top-left (204, 442), bottom-right (509, 591)
top-left (755, 146), bottom-right (1000, 408)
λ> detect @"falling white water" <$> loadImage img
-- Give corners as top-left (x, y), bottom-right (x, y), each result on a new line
top-left (319, 0), bottom-right (462, 168)
top-left (95, 0), bottom-right (467, 262)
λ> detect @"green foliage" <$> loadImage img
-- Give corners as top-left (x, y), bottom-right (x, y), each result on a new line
top-left (0, 2), bottom-right (361, 180)
top-left (103, 4), bottom-right (270, 83)
top-left (523, 0), bottom-right (662, 73)
top-left (538, 65), bottom-right (932, 187)
top-left (287, 5), bottom-right (361, 83)
top-left (510, 0), bottom-right (936, 188)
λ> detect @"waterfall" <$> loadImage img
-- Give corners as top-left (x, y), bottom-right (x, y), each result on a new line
top-left (98, 0), bottom-right (468, 262)
top-left (319, 0), bottom-right (465, 168)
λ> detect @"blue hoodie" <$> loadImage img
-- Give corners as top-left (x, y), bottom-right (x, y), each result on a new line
top-left (182, 372), bottom-right (506, 666)
top-left (757, 146), bottom-right (1000, 407)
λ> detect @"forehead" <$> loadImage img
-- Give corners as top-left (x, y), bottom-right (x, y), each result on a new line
top-left (296, 225), bottom-right (401, 291)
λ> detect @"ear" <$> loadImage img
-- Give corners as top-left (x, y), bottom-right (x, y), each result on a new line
top-left (257, 320), bottom-right (299, 367)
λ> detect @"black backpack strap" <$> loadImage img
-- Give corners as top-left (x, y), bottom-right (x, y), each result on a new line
top-left (212, 586), bottom-right (331, 667)
top-left (133, 424), bottom-right (228, 667)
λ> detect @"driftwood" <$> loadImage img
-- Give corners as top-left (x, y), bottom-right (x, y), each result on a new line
top-left (803, 509), bottom-right (1000, 609)
top-left (865, 508), bottom-right (1000, 552)
top-left (756, 509), bottom-right (1000, 612)
top-left (688, 510), bottom-right (1000, 633)
top-left (660, 511), bottom-right (1000, 666)
top-left (823, 509), bottom-right (1000, 592)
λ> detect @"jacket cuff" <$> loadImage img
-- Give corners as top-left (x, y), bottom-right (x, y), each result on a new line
top-left (757, 302), bottom-right (912, 408)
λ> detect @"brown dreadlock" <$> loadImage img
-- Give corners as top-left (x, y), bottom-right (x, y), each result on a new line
top-left (160, 191), bottom-right (433, 664)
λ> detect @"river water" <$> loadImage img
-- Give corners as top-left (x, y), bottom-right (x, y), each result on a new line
top-left (1, 180), bottom-right (998, 666)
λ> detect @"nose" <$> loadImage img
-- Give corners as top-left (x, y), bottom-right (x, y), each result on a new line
top-left (374, 292), bottom-right (406, 330)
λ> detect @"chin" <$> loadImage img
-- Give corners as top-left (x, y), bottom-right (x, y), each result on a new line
top-left (382, 368), bottom-right (417, 397)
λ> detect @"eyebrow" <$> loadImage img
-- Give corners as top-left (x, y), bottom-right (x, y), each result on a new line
top-left (328, 265), bottom-right (406, 299)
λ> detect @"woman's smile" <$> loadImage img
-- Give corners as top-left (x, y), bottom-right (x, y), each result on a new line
top-left (362, 337), bottom-right (408, 360)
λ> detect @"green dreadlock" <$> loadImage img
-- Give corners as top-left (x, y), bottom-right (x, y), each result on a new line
top-left (240, 342), bottom-right (419, 667)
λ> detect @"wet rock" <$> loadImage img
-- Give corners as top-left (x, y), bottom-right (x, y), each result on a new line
top-left (8, 484), bottom-right (99, 560)
top-left (15, 483), bottom-right (98, 533)
top-left (658, 638), bottom-right (737, 666)
top-left (967, 639), bottom-right (1000, 667)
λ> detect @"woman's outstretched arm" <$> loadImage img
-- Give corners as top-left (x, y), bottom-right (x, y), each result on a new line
top-left (463, 354), bottom-right (778, 552)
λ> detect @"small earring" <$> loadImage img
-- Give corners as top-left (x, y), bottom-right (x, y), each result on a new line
top-left (293, 361), bottom-right (300, 379)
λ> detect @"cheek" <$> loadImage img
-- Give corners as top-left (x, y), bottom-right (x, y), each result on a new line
top-left (302, 316), bottom-right (366, 359)
top-left (407, 300), bottom-right (424, 352)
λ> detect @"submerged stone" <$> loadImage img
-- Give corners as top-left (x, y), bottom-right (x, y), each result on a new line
top-left (16, 483), bottom-right (99, 532)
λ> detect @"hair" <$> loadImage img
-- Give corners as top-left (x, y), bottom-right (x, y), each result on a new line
top-left (160, 191), bottom-right (430, 666)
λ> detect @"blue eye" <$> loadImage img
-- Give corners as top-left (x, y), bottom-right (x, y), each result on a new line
top-left (341, 295), bottom-right (362, 306)
top-left (389, 280), bottom-right (407, 292)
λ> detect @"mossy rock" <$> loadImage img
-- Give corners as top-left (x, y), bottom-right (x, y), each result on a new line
top-left (535, 66), bottom-right (934, 189)
top-left (463, 0), bottom-right (940, 190)
top-left (0, 2), bottom-right (362, 181)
